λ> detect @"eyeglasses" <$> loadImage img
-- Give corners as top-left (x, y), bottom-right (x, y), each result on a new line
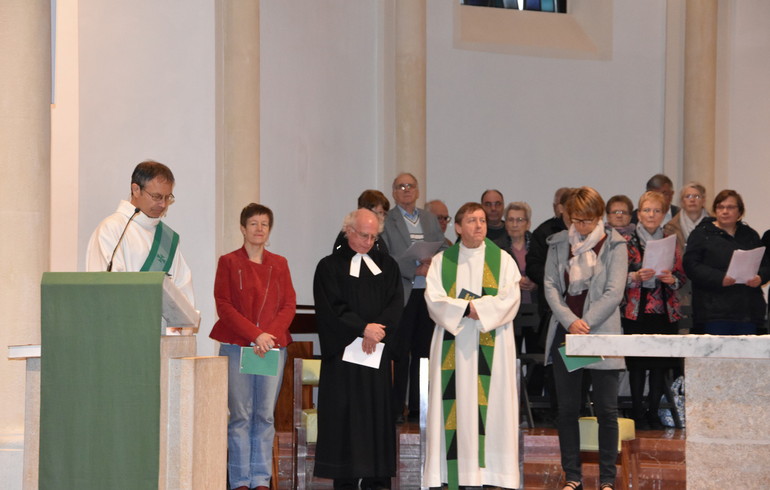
top-left (483, 201), bottom-right (503, 208)
top-left (610, 210), bottom-right (629, 216)
top-left (394, 183), bottom-right (416, 191)
top-left (716, 204), bottom-right (738, 211)
top-left (571, 218), bottom-right (596, 225)
top-left (142, 189), bottom-right (175, 204)
top-left (508, 217), bottom-right (528, 223)
top-left (436, 215), bottom-right (452, 223)
top-left (350, 227), bottom-right (378, 242)
top-left (684, 194), bottom-right (702, 200)
top-left (640, 208), bottom-right (663, 215)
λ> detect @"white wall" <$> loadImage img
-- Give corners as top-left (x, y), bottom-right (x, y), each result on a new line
top-left (76, 0), bottom-right (218, 355)
top-left (718, 0), bottom-right (770, 235)
top-left (260, 1), bottom-right (388, 305)
top-left (426, 1), bottom-right (668, 226)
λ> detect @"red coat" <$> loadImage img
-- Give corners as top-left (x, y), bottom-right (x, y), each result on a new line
top-left (210, 247), bottom-right (296, 347)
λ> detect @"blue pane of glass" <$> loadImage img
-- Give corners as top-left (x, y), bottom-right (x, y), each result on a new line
top-left (524, 0), bottom-right (541, 10)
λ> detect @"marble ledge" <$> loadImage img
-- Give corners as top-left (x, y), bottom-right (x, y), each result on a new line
top-left (7, 344), bottom-right (41, 360)
top-left (8, 335), bottom-right (196, 361)
top-left (566, 334), bottom-right (770, 359)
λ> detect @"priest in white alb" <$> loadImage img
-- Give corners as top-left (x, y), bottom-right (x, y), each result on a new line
top-left (423, 202), bottom-right (521, 490)
top-left (85, 160), bottom-right (194, 304)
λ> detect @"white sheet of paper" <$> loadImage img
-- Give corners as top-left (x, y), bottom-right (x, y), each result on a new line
top-left (726, 247), bottom-right (766, 284)
top-left (641, 234), bottom-right (676, 275)
top-left (342, 337), bottom-right (384, 369)
top-left (398, 240), bottom-right (443, 262)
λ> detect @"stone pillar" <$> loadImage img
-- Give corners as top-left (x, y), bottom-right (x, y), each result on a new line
top-left (166, 356), bottom-right (228, 490)
top-left (395, 0), bottom-right (427, 204)
top-left (683, 0), bottom-right (717, 192)
top-left (218, 0), bottom-right (261, 255)
top-left (686, 357), bottom-right (770, 487)
top-left (0, 1), bottom-right (51, 488)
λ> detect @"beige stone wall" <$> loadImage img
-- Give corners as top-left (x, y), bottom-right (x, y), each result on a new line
top-left (0, 0), bottom-right (51, 487)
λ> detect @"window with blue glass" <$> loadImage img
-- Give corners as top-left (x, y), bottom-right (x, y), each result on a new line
top-left (462, 0), bottom-right (567, 13)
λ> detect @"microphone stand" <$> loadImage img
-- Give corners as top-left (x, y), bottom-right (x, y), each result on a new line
top-left (107, 208), bottom-right (141, 271)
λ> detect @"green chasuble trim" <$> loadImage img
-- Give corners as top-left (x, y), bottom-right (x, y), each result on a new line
top-left (440, 238), bottom-right (501, 490)
top-left (141, 221), bottom-right (179, 273)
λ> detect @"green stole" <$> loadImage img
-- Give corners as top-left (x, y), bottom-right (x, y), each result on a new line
top-left (440, 238), bottom-right (501, 490)
top-left (140, 221), bottom-right (179, 273)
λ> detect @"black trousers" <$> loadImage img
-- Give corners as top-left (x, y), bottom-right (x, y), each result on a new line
top-left (392, 288), bottom-right (433, 418)
top-left (552, 351), bottom-right (620, 485)
top-left (334, 477), bottom-right (391, 489)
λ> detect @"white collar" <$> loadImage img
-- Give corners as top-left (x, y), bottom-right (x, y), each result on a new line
top-left (349, 253), bottom-right (382, 277)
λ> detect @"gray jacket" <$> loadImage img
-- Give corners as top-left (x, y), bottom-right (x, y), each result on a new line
top-left (543, 227), bottom-right (627, 370)
top-left (381, 207), bottom-right (448, 304)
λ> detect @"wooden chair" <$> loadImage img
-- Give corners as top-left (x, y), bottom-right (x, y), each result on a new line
top-left (270, 434), bottom-right (279, 490)
top-left (578, 416), bottom-right (639, 489)
top-left (292, 357), bottom-right (321, 489)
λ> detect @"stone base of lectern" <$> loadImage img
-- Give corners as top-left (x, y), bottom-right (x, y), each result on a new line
top-left (567, 334), bottom-right (770, 488)
top-left (12, 336), bottom-right (227, 490)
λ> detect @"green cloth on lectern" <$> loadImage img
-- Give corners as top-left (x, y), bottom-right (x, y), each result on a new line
top-left (40, 272), bottom-right (164, 490)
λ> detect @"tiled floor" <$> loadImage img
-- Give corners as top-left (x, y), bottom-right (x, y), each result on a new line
top-left (273, 422), bottom-right (685, 489)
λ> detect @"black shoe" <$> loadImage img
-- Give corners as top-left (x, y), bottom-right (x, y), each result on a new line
top-left (360, 477), bottom-right (390, 490)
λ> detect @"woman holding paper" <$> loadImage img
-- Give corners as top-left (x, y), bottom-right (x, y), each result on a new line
top-left (544, 187), bottom-right (628, 490)
top-left (683, 190), bottom-right (769, 335)
top-left (211, 203), bottom-right (297, 490)
top-left (621, 191), bottom-right (685, 429)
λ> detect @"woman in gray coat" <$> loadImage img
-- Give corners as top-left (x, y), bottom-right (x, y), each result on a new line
top-left (544, 187), bottom-right (628, 490)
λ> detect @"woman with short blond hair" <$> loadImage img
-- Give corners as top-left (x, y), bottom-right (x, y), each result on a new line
top-left (621, 191), bottom-right (685, 429)
top-left (544, 187), bottom-right (628, 490)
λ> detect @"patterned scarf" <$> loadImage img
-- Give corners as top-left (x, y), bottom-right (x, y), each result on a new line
top-left (679, 208), bottom-right (709, 244)
top-left (567, 223), bottom-right (605, 295)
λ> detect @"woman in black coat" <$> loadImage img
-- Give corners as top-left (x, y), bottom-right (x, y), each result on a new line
top-left (683, 190), bottom-right (770, 335)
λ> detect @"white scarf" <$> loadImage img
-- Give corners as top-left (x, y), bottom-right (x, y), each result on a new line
top-left (636, 225), bottom-right (664, 288)
top-left (349, 253), bottom-right (382, 277)
top-left (567, 223), bottom-right (606, 295)
top-left (679, 208), bottom-right (709, 244)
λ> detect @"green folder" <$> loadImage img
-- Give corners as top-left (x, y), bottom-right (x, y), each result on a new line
top-left (558, 344), bottom-right (603, 372)
top-left (240, 347), bottom-right (280, 376)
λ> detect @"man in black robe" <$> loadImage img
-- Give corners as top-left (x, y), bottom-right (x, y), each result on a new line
top-left (313, 208), bottom-right (404, 490)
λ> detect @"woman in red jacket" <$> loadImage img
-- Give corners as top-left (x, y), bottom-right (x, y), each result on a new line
top-left (210, 203), bottom-right (296, 490)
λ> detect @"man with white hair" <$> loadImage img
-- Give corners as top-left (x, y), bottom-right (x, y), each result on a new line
top-left (313, 209), bottom-right (404, 490)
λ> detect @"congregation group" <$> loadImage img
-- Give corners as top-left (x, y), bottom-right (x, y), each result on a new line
top-left (88, 161), bottom-right (770, 490)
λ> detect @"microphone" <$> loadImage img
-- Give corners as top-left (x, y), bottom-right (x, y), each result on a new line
top-left (107, 207), bottom-right (141, 272)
